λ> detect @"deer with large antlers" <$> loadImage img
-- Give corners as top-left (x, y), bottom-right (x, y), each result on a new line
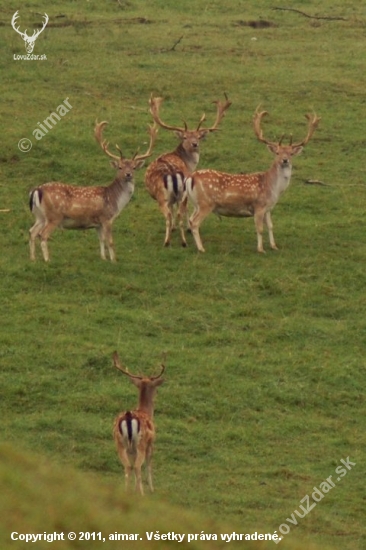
top-left (112, 351), bottom-right (165, 495)
top-left (186, 107), bottom-right (320, 253)
top-left (29, 121), bottom-right (157, 262)
top-left (145, 94), bottom-right (231, 247)
top-left (11, 11), bottom-right (49, 54)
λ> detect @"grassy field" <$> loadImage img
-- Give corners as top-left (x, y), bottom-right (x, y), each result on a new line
top-left (1, 1), bottom-right (365, 549)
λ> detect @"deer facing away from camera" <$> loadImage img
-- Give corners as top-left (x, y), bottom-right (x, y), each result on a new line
top-left (186, 107), bottom-right (320, 253)
top-left (29, 121), bottom-right (157, 262)
top-left (112, 351), bottom-right (165, 495)
top-left (145, 94), bottom-right (232, 247)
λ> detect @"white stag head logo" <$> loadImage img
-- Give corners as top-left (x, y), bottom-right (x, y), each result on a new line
top-left (11, 11), bottom-right (49, 54)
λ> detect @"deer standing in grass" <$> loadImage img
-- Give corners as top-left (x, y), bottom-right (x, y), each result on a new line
top-left (112, 352), bottom-right (165, 495)
top-left (29, 121), bottom-right (157, 262)
top-left (145, 94), bottom-right (232, 247)
top-left (186, 107), bottom-right (320, 253)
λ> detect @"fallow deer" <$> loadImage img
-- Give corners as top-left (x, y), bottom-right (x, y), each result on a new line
top-left (112, 351), bottom-right (165, 495)
top-left (186, 107), bottom-right (320, 253)
top-left (145, 94), bottom-right (232, 247)
top-left (29, 121), bottom-right (157, 262)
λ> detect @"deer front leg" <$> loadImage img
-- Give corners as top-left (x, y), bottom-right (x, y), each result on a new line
top-left (39, 222), bottom-right (57, 262)
top-left (103, 222), bottom-right (116, 262)
top-left (158, 202), bottom-right (173, 247)
top-left (254, 209), bottom-right (266, 253)
top-left (117, 446), bottom-right (133, 491)
top-left (189, 205), bottom-right (213, 253)
top-left (96, 226), bottom-right (107, 260)
top-left (264, 210), bottom-right (278, 250)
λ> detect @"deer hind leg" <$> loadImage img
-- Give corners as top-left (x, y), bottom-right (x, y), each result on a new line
top-left (116, 446), bottom-right (134, 491)
top-left (145, 441), bottom-right (154, 492)
top-left (38, 222), bottom-right (58, 262)
top-left (264, 211), bottom-right (278, 250)
top-left (158, 201), bottom-right (174, 247)
top-left (29, 218), bottom-right (45, 261)
top-left (133, 448), bottom-right (146, 495)
top-left (177, 197), bottom-right (188, 247)
top-left (189, 205), bottom-right (213, 253)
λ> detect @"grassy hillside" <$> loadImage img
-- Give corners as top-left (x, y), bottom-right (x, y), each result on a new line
top-left (1, 1), bottom-right (365, 549)
top-left (1, 443), bottom-right (334, 550)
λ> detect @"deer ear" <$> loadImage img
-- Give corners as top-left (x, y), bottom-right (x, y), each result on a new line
top-left (153, 378), bottom-right (164, 387)
top-left (198, 129), bottom-right (210, 140)
top-left (267, 143), bottom-right (278, 155)
top-left (174, 130), bottom-right (185, 140)
top-left (291, 145), bottom-right (303, 156)
top-left (110, 160), bottom-right (120, 169)
top-left (134, 159), bottom-right (145, 170)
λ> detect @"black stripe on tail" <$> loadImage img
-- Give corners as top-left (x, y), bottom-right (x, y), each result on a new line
top-left (163, 172), bottom-right (185, 197)
top-left (120, 411), bottom-right (140, 442)
top-left (29, 188), bottom-right (43, 211)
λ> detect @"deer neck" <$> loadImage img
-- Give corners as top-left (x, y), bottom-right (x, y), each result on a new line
top-left (106, 178), bottom-right (134, 214)
top-left (176, 144), bottom-right (200, 174)
top-left (267, 161), bottom-right (293, 201)
top-left (137, 385), bottom-right (155, 418)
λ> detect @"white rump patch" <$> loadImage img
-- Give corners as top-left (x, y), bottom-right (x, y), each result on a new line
top-left (120, 418), bottom-right (139, 441)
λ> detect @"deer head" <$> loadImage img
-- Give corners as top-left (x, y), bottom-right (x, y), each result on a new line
top-left (11, 11), bottom-right (49, 54)
top-left (253, 106), bottom-right (321, 167)
top-left (149, 94), bottom-right (231, 155)
top-left (94, 120), bottom-right (158, 180)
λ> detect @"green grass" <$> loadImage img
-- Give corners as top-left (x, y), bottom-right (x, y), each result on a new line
top-left (1, 1), bottom-right (366, 549)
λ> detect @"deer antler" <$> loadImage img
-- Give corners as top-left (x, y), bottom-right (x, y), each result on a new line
top-left (254, 106), bottom-right (320, 148)
top-left (113, 351), bottom-right (143, 380)
top-left (150, 351), bottom-right (167, 380)
top-left (149, 95), bottom-right (188, 133)
top-left (291, 112), bottom-right (321, 147)
top-left (94, 121), bottom-right (123, 160)
top-left (253, 106), bottom-right (279, 147)
top-left (113, 351), bottom-right (165, 380)
top-left (201, 93), bottom-right (232, 133)
top-left (133, 123), bottom-right (158, 162)
top-left (149, 94), bottom-right (231, 134)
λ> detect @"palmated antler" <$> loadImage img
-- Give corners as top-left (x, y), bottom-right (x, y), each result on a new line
top-left (253, 106), bottom-right (279, 147)
top-left (291, 112), bottom-right (321, 147)
top-left (201, 93), bottom-right (232, 133)
top-left (149, 93), bottom-right (231, 134)
top-left (95, 121), bottom-right (122, 160)
top-left (254, 106), bottom-right (320, 147)
top-left (149, 96), bottom-right (188, 133)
